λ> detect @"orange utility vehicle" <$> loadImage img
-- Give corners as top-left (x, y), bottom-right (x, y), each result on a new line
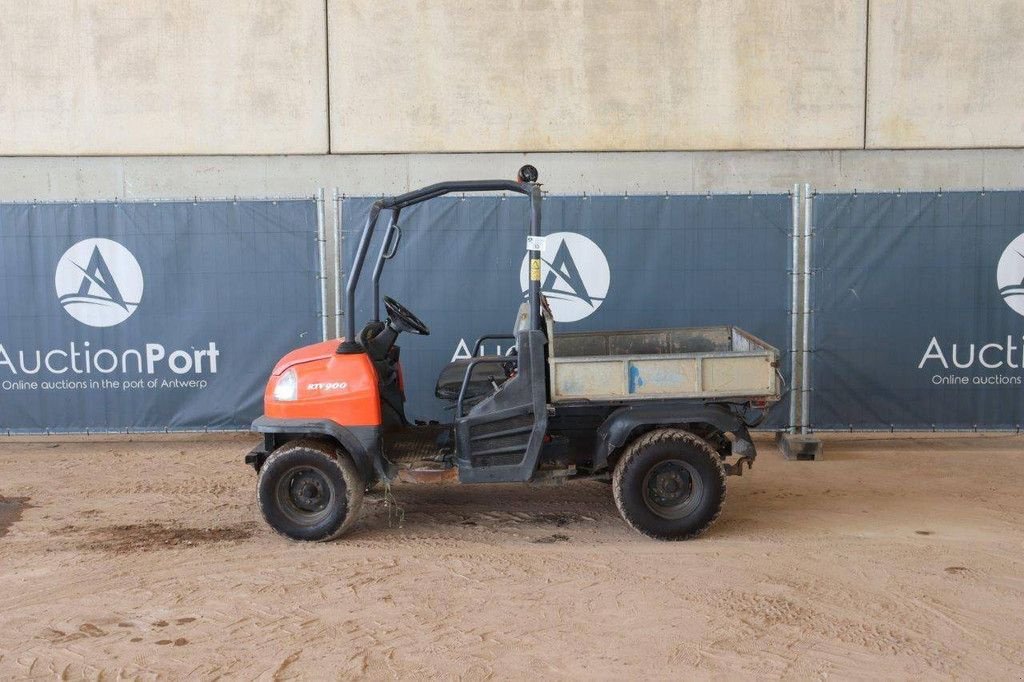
top-left (245, 167), bottom-right (781, 541)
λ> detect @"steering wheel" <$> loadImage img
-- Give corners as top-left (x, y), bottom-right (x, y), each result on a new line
top-left (383, 296), bottom-right (431, 336)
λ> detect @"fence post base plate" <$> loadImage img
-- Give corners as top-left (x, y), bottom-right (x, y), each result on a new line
top-left (775, 432), bottom-right (824, 461)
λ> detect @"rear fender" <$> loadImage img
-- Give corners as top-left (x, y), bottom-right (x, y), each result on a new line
top-left (248, 416), bottom-right (385, 482)
top-left (592, 402), bottom-right (755, 473)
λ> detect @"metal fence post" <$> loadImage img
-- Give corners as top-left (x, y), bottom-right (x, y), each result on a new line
top-left (333, 189), bottom-right (343, 339)
top-left (776, 183), bottom-right (824, 459)
top-left (801, 183), bottom-right (814, 433)
top-left (789, 184), bottom-right (802, 434)
top-left (316, 187), bottom-right (328, 341)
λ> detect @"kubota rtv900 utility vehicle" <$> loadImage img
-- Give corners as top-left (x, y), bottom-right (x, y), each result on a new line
top-left (245, 167), bottom-right (780, 541)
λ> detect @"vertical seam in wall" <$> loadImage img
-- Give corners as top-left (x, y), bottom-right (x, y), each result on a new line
top-left (324, 0), bottom-right (332, 154)
top-left (862, 0), bottom-right (871, 150)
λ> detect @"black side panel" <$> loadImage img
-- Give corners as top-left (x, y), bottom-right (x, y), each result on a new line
top-left (454, 330), bottom-right (548, 483)
top-left (591, 402), bottom-right (755, 472)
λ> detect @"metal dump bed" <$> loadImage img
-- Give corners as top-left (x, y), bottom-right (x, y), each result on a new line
top-left (548, 326), bottom-right (780, 403)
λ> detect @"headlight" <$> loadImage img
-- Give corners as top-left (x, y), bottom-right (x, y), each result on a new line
top-left (272, 368), bottom-right (298, 401)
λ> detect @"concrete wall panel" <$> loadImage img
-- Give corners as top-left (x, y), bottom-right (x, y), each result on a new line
top-left (867, 1), bottom-right (1024, 148)
top-left (3, 151), bottom-right (1022, 203)
top-left (329, 1), bottom-right (867, 153)
top-left (0, 1), bottom-right (327, 155)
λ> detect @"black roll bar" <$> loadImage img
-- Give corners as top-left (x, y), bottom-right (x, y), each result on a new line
top-left (370, 208), bottom-right (401, 322)
top-left (472, 334), bottom-right (516, 356)
top-left (337, 178), bottom-right (542, 354)
top-left (382, 179), bottom-right (527, 209)
top-left (527, 183), bottom-right (542, 334)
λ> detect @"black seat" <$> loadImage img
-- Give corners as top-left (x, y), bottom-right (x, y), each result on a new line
top-left (435, 357), bottom-right (509, 402)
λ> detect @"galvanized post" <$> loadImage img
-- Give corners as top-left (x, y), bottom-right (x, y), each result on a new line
top-left (316, 188), bottom-right (328, 341)
top-left (801, 183), bottom-right (814, 433)
top-left (776, 183), bottom-right (824, 460)
top-left (333, 188), bottom-right (342, 339)
top-left (789, 184), bottom-right (802, 434)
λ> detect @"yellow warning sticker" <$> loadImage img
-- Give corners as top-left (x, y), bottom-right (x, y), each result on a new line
top-left (530, 258), bottom-right (542, 281)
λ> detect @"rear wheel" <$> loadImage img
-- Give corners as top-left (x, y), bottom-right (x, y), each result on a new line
top-left (612, 428), bottom-right (726, 540)
top-left (257, 439), bottom-right (364, 541)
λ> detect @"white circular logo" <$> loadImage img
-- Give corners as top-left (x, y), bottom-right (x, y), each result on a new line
top-left (55, 238), bottom-right (144, 327)
top-left (519, 231), bottom-right (610, 322)
top-left (998, 233), bottom-right (1024, 318)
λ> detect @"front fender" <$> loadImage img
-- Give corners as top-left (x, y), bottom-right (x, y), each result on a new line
top-left (592, 401), bottom-right (755, 472)
top-left (249, 416), bottom-right (384, 482)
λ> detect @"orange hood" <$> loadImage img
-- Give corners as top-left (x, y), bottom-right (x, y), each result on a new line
top-left (270, 338), bottom-right (345, 376)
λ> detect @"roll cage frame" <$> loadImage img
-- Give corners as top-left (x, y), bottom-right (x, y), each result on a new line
top-left (337, 178), bottom-right (544, 354)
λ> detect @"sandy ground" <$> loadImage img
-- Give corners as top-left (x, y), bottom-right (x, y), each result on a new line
top-left (1, 433), bottom-right (1023, 680)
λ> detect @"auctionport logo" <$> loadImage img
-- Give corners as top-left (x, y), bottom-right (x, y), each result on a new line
top-left (519, 231), bottom-right (610, 323)
top-left (55, 238), bottom-right (143, 327)
top-left (920, 232), bottom-right (1024, 386)
top-left (997, 233), bottom-right (1024, 317)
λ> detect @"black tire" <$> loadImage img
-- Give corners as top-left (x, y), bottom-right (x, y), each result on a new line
top-left (257, 438), bottom-right (364, 542)
top-left (612, 428), bottom-right (726, 541)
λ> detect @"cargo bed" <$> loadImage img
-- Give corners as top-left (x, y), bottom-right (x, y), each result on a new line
top-left (549, 326), bottom-right (780, 403)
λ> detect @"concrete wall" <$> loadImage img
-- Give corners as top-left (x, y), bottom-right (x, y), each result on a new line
top-left (4, 151), bottom-right (1024, 202)
top-left (0, 0), bottom-right (327, 155)
top-left (329, 0), bottom-right (866, 152)
top-left (0, 1), bottom-right (1022, 154)
top-left (867, 0), bottom-right (1024, 148)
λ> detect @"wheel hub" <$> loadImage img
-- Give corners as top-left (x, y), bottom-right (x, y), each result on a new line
top-left (287, 469), bottom-right (330, 513)
top-left (649, 465), bottom-right (691, 506)
top-left (642, 459), bottom-right (704, 519)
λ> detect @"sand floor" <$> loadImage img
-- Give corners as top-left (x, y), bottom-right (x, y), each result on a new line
top-left (1, 432), bottom-right (1022, 679)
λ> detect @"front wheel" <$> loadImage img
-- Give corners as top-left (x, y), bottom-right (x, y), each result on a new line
top-left (257, 439), bottom-right (364, 541)
top-left (612, 428), bottom-right (726, 540)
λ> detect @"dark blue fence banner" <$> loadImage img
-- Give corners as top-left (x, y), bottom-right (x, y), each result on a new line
top-left (0, 200), bottom-right (321, 432)
top-left (812, 191), bottom-right (1024, 429)
top-left (342, 194), bottom-right (792, 425)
